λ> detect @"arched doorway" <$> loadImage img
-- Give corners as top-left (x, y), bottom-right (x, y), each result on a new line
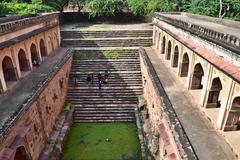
top-left (2, 56), bottom-right (17, 82)
top-left (18, 49), bottom-right (29, 71)
top-left (224, 97), bottom-right (240, 131)
top-left (161, 36), bottom-right (166, 54)
top-left (180, 53), bottom-right (189, 77)
top-left (40, 39), bottom-right (47, 57)
top-left (206, 78), bottom-right (222, 108)
top-left (30, 43), bottom-right (39, 62)
top-left (166, 41), bottom-right (171, 60)
top-left (172, 46), bottom-right (179, 67)
top-left (191, 63), bottom-right (204, 89)
top-left (14, 146), bottom-right (30, 160)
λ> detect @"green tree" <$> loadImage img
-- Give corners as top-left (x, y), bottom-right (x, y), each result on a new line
top-left (70, 0), bottom-right (86, 12)
top-left (126, 0), bottom-right (146, 16)
top-left (47, 0), bottom-right (69, 13)
top-left (86, 0), bottom-right (125, 17)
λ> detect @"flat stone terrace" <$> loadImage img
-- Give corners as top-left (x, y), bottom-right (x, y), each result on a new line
top-left (145, 48), bottom-right (236, 159)
top-left (0, 48), bottom-right (71, 137)
top-left (159, 12), bottom-right (240, 38)
top-left (61, 22), bottom-right (153, 31)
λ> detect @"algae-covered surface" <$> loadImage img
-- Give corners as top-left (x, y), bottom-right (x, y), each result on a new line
top-left (61, 123), bottom-right (141, 160)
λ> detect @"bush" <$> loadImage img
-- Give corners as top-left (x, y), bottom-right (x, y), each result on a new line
top-left (86, 0), bottom-right (125, 17)
top-left (0, 2), bottom-right (53, 15)
top-left (126, 0), bottom-right (146, 16)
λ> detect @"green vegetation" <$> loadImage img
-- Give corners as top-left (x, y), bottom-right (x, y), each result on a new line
top-left (0, 1), bottom-right (52, 15)
top-left (61, 123), bottom-right (141, 160)
top-left (69, 72), bottom-right (81, 80)
top-left (1, 0), bottom-right (240, 21)
top-left (102, 51), bottom-right (119, 59)
top-left (63, 100), bottom-right (71, 110)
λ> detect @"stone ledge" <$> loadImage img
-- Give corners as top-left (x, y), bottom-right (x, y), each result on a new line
top-left (155, 12), bottom-right (240, 55)
top-left (0, 48), bottom-right (73, 142)
top-left (0, 13), bottom-right (59, 36)
top-left (0, 23), bottom-right (58, 50)
top-left (139, 47), bottom-right (197, 160)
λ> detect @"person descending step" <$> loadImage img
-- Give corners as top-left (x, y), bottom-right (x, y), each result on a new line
top-left (98, 79), bottom-right (103, 90)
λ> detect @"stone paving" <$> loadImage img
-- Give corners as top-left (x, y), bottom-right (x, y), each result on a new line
top-left (145, 47), bottom-right (236, 160)
top-left (161, 13), bottom-right (240, 38)
top-left (0, 48), bottom-right (68, 131)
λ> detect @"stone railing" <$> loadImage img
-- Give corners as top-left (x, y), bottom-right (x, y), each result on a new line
top-left (0, 14), bottom-right (36, 24)
top-left (0, 13), bottom-right (59, 36)
top-left (155, 13), bottom-right (240, 55)
top-left (0, 49), bottom-right (73, 143)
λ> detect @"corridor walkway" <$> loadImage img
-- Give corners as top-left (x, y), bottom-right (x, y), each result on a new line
top-left (145, 48), bottom-right (236, 160)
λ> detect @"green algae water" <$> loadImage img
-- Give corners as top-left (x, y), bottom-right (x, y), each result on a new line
top-left (61, 123), bottom-right (141, 160)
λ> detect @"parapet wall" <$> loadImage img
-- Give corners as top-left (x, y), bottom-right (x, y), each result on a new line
top-left (0, 13), bottom-right (59, 43)
top-left (155, 12), bottom-right (240, 56)
top-left (139, 48), bottom-right (197, 160)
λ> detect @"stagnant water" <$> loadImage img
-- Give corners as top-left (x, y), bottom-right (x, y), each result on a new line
top-left (61, 123), bottom-right (141, 160)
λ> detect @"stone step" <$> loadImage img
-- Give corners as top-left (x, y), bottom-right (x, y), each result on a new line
top-left (73, 112), bottom-right (134, 117)
top-left (61, 38), bottom-right (152, 48)
top-left (67, 96), bottom-right (137, 103)
top-left (73, 116), bottom-right (135, 120)
top-left (74, 119), bottom-right (135, 122)
top-left (61, 30), bottom-right (152, 39)
top-left (74, 108), bottom-right (134, 111)
top-left (68, 85), bottom-right (142, 88)
top-left (73, 103), bottom-right (137, 108)
top-left (73, 59), bottom-right (140, 62)
top-left (70, 101), bottom-right (137, 105)
top-left (68, 89), bottom-right (142, 93)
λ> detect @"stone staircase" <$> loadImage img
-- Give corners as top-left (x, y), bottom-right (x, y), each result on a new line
top-left (61, 30), bottom-right (152, 48)
top-left (63, 26), bottom-right (152, 122)
top-left (67, 49), bottom-right (142, 122)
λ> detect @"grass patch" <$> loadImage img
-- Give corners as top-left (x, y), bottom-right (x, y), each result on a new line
top-left (69, 72), bottom-right (81, 80)
top-left (128, 95), bottom-right (138, 102)
top-left (102, 50), bottom-right (119, 59)
top-left (75, 23), bottom-right (110, 30)
top-left (61, 123), bottom-right (142, 160)
top-left (63, 100), bottom-right (71, 110)
top-left (74, 53), bottom-right (87, 60)
top-left (75, 23), bottom-right (92, 28)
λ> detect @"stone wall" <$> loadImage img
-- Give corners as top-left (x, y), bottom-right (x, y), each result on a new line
top-left (0, 50), bottom-right (73, 160)
top-left (139, 48), bottom-right (197, 160)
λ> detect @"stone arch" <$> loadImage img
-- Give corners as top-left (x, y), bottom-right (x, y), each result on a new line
top-left (166, 41), bottom-right (171, 59)
top-left (191, 63), bottom-right (204, 89)
top-left (18, 49), bottom-right (29, 71)
top-left (161, 36), bottom-right (166, 54)
top-left (224, 97), bottom-right (240, 131)
top-left (30, 43), bottom-right (40, 62)
top-left (14, 146), bottom-right (30, 160)
top-left (172, 45), bottom-right (179, 67)
top-left (180, 53), bottom-right (189, 77)
top-left (206, 77), bottom-right (222, 108)
top-left (39, 39), bottom-right (47, 57)
top-left (2, 56), bottom-right (17, 83)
